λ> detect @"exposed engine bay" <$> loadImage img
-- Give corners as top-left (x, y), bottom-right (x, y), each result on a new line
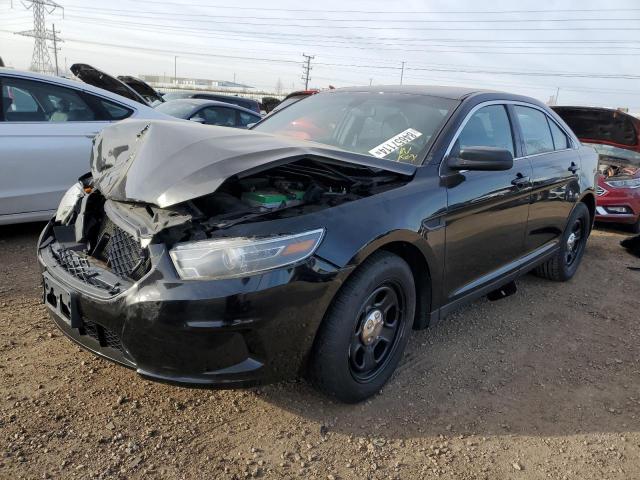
top-left (49, 157), bottom-right (408, 287)
top-left (598, 163), bottom-right (640, 180)
top-left (44, 119), bottom-right (415, 288)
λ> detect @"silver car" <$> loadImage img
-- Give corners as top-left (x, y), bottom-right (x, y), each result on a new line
top-left (0, 68), bottom-right (171, 225)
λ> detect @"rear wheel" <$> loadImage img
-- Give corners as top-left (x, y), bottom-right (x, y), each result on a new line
top-left (534, 202), bottom-right (590, 281)
top-left (309, 251), bottom-right (416, 403)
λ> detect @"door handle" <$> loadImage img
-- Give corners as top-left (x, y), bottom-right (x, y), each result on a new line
top-left (568, 162), bottom-right (580, 174)
top-left (511, 173), bottom-right (530, 187)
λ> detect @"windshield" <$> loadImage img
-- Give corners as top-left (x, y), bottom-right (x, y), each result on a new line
top-left (155, 100), bottom-right (196, 118)
top-left (253, 91), bottom-right (457, 164)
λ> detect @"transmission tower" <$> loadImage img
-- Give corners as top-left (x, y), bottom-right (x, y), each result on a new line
top-left (301, 53), bottom-right (314, 90)
top-left (15, 0), bottom-right (64, 75)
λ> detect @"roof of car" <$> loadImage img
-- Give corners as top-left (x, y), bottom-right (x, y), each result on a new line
top-left (327, 85), bottom-right (494, 100)
top-left (0, 67), bottom-right (153, 111)
top-left (162, 98), bottom-right (261, 115)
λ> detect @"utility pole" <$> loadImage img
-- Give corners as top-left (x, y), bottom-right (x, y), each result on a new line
top-left (555, 87), bottom-right (561, 105)
top-left (369, 78), bottom-right (373, 86)
top-left (400, 61), bottom-right (405, 85)
top-left (15, 0), bottom-right (64, 75)
top-left (302, 53), bottom-right (314, 90)
top-left (174, 56), bottom-right (177, 84)
top-left (50, 23), bottom-right (61, 76)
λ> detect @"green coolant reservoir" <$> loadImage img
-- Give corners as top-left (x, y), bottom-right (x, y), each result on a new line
top-left (241, 190), bottom-right (305, 209)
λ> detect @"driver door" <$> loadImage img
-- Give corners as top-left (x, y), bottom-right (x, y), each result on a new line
top-left (443, 104), bottom-right (533, 304)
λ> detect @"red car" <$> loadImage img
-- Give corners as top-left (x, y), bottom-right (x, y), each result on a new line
top-left (553, 107), bottom-right (640, 232)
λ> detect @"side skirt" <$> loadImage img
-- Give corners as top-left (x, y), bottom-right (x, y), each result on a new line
top-left (428, 241), bottom-right (560, 326)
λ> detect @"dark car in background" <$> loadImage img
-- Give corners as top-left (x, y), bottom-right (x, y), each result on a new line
top-left (553, 106), bottom-right (640, 232)
top-left (269, 89), bottom-right (319, 114)
top-left (155, 99), bottom-right (261, 128)
top-left (162, 90), bottom-right (261, 114)
top-left (70, 63), bottom-right (164, 107)
top-left (39, 86), bottom-right (597, 402)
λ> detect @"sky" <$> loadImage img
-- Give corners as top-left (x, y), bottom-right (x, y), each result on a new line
top-left (1, 0), bottom-right (639, 110)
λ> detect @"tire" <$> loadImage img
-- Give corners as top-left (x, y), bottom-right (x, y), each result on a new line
top-left (630, 217), bottom-right (640, 234)
top-left (309, 251), bottom-right (416, 403)
top-left (534, 202), bottom-right (590, 281)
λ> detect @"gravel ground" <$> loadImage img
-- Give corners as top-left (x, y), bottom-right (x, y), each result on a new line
top-left (1, 223), bottom-right (639, 480)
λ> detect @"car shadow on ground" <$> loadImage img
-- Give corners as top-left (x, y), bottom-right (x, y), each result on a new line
top-left (259, 234), bottom-right (640, 440)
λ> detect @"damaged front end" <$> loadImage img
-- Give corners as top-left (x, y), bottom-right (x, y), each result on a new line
top-left (37, 119), bottom-right (413, 384)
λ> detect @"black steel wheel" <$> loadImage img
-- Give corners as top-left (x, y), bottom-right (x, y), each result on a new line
top-left (534, 202), bottom-right (590, 281)
top-left (349, 283), bottom-right (405, 383)
top-left (309, 251), bottom-right (416, 403)
top-left (564, 216), bottom-right (586, 267)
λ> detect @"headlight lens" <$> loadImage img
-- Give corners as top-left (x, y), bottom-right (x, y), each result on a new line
top-left (169, 228), bottom-right (325, 280)
top-left (605, 178), bottom-right (640, 189)
top-left (55, 182), bottom-right (84, 224)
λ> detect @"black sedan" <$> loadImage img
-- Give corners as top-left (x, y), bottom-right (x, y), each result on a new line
top-left (155, 99), bottom-right (261, 128)
top-left (38, 86), bottom-right (597, 402)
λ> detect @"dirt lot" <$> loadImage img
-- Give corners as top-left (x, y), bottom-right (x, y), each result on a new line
top-left (1, 223), bottom-right (639, 480)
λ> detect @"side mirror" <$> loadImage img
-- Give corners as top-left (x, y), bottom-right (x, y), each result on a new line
top-left (448, 147), bottom-right (514, 171)
top-left (189, 116), bottom-right (206, 124)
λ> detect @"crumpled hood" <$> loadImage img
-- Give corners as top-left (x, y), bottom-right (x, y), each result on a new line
top-left (90, 119), bottom-right (416, 208)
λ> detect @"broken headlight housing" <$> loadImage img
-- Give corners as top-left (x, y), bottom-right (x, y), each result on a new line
top-left (605, 178), bottom-right (640, 189)
top-left (169, 229), bottom-right (324, 280)
top-left (55, 182), bottom-right (84, 224)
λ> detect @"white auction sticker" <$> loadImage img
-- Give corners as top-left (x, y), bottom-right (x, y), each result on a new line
top-left (368, 128), bottom-right (423, 159)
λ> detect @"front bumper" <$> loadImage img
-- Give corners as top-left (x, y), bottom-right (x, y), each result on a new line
top-left (38, 221), bottom-right (345, 387)
top-left (596, 185), bottom-right (640, 225)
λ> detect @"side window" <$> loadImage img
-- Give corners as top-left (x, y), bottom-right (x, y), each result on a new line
top-left (514, 106), bottom-right (554, 155)
top-left (238, 111), bottom-right (260, 127)
top-left (456, 104), bottom-right (514, 155)
top-left (1, 77), bottom-right (94, 122)
top-left (94, 97), bottom-right (133, 121)
top-left (548, 119), bottom-right (569, 150)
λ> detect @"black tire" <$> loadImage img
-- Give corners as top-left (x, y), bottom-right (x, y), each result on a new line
top-left (534, 202), bottom-right (590, 281)
top-left (630, 218), bottom-right (640, 234)
top-left (309, 251), bottom-right (416, 403)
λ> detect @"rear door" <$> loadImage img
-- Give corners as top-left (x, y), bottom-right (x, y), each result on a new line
top-left (443, 103), bottom-right (532, 303)
top-left (513, 105), bottom-right (580, 253)
top-left (0, 75), bottom-right (131, 219)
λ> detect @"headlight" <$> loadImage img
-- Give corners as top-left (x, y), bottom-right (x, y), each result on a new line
top-left (55, 182), bottom-right (84, 224)
top-left (169, 228), bottom-right (325, 280)
top-left (605, 178), bottom-right (640, 189)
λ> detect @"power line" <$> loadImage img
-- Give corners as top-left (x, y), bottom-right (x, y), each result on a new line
top-left (39, 13), bottom-right (640, 46)
top-left (62, 1), bottom-right (640, 15)
top-left (53, 36), bottom-right (640, 81)
top-left (60, 13), bottom-right (640, 31)
top-left (49, 18), bottom-right (640, 60)
top-left (58, 6), bottom-right (640, 23)
top-left (57, 15), bottom-right (640, 53)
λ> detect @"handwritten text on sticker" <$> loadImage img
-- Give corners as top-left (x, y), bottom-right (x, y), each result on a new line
top-left (368, 128), bottom-right (423, 159)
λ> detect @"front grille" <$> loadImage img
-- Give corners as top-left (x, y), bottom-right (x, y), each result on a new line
top-left (51, 247), bottom-right (121, 293)
top-left (82, 319), bottom-right (124, 353)
top-left (93, 217), bottom-right (150, 281)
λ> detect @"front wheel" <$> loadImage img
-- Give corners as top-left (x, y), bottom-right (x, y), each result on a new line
top-left (309, 251), bottom-right (416, 403)
top-left (534, 202), bottom-right (590, 281)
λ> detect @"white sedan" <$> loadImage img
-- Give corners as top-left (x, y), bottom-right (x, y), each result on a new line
top-left (0, 68), bottom-right (172, 225)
